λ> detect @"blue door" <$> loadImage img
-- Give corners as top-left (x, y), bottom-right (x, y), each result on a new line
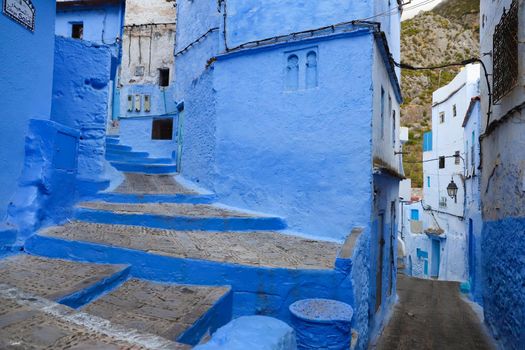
top-left (431, 240), bottom-right (440, 278)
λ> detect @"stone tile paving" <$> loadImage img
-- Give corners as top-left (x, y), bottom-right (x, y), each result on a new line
top-left (0, 284), bottom-right (188, 350)
top-left (78, 202), bottom-right (258, 218)
top-left (82, 279), bottom-right (230, 341)
top-left (0, 254), bottom-right (126, 300)
top-left (115, 174), bottom-right (198, 195)
top-left (42, 222), bottom-right (341, 270)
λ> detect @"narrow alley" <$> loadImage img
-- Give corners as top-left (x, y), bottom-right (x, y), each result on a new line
top-left (373, 274), bottom-right (496, 350)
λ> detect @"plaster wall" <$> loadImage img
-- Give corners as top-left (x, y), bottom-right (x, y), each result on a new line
top-left (211, 33), bottom-right (375, 240)
top-left (55, 4), bottom-right (122, 47)
top-left (424, 64), bottom-right (480, 217)
top-left (463, 101), bottom-right (483, 303)
top-left (174, 0), bottom-right (220, 188)
top-left (0, 0), bottom-right (56, 221)
top-left (120, 0), bottom-right (176, 86)
top-left (372, 41), bottom-right (402, 174)
top-left (223, 0), bottom-right (374, 48)
top-left (401, 202), bottom-right (467, 282)
top-left (119, 116), bottom-right (177, 158)
top-left (479, 2), bottom-right (525, 347)
top-left (51, 37), bottom-right (112, 195)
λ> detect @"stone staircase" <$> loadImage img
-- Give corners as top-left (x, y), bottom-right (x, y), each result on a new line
top-left (105, 135), bottom-right (177, 174)
top-left (0, 135), bottom-right (357, 348)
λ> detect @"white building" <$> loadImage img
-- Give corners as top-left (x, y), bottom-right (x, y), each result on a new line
top-left (403, 64), bottom-right (480, 281)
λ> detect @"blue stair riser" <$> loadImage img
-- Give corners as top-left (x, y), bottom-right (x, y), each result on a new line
top-left (105, 155), bottom-right (174, 165)
top-left (105, 150), bottom-right (150, 158)
top-left (106, 144), bottom-right (132, 152)
top-left (110, 162), bottom-right (178, 174)
top-left (25, 234), bottom-right (348, 325)
top-left (75, 208), bottom-right (287, 231)
top-left (95, 193), bottom-right (217, 204)
top-left (105, 138), bottom-right (120, 145)
top-left (178, 290), bottom-right (233, 346)
top-left (57, 266), bottom-right (131, 309)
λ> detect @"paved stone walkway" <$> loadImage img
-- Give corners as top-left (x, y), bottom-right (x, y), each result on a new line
top-left (42, 221), bottom-right (340, 270)
top-left (78, 202), bottom-right (259, 218)
top-left (115, 173), bottom-right (198, 195)
top-left (372, 274), bottom-right (496, 350)
top-left (0, 285), bottom-right (188, 350)
top-left (83, 279), bottom-right (230, 340)
top-left (0, 255), bottom-right (126, 301)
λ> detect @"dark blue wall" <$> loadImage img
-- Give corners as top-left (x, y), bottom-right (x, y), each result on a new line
top-left (482, 218), bottom-right (525, 349)
top-left (0, 0), bottom-right (57, 221)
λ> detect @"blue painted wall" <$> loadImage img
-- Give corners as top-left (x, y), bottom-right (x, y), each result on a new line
top-left (188, 32), bottom-right (375, 241)
top-left (119, 116), bottom-right (178, 159)
top-left (224, 0), bottom-right (373, 48)
top-left (6, 120), bottom-right (79, 242)
top-left (51, 36), bottom-right (112, 196)
top-left (55, 3), bottom-right (122, 49)
top-left (0, 0), bottom-right (56, 222)
top-left (482, 218), bottom-right (525, 349)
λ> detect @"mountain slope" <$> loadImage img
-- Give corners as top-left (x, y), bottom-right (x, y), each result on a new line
top-left (401, 0), bottom-right (480, 187)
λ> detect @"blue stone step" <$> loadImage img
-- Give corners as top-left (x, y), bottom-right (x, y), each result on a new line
top-left (74, 202), bottom-right (288, 231)
top-left (105, 149), bottom-right (149, 158)
top-left (106, 144), bottom-right (132, 152)
top-left (105, 138), bottom-right (120, 145)
top-left (110, 162), bottom-right (178, 174)
top-left (105, 154), bottom-right (173, 164)
top-left (95, 192), bottom-right (217, 204)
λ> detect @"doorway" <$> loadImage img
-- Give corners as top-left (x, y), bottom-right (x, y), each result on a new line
top-left (376, 213), bottom-right (385, 312)
top-left (468, 219), bottom-right (475, 286)
top-left (431, 239), bottom-right (440, 278)
top-left (388, 201), bottom-right (396, 296)
top-left (176, 104), bottom-right (184, 173)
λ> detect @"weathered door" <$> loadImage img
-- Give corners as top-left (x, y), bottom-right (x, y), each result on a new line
top-left (376, 214), bottom-right (385, 312)
top-left (431, 239), bottom-right (440, 278)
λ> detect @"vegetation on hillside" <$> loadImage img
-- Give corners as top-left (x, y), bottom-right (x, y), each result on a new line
top-left (401, 0), bottom-right (479, 187)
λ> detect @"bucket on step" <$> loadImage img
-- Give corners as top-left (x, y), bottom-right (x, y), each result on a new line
top-left (289, 298), bottom-right (353, 350)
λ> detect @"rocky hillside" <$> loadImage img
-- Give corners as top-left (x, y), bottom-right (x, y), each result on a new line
top-left (401, 0), bottom-right (479, 187)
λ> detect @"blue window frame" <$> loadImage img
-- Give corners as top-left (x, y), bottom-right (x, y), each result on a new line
top-left (411, 209), bottom-right (420, 221)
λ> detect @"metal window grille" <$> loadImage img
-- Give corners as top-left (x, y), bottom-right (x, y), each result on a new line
top-left (493, 0), bottom-right (519, 103)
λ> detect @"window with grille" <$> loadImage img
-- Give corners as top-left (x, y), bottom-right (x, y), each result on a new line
top-left (493, 0), bottom-right (519, 103)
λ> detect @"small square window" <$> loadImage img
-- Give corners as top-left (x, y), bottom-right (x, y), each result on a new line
top-left (71, 22), bottom-right (84, 39)
top-left (152, 118), bottom-right (173, 140)
top-left (439, 156), bottom-right (445, 169)
top-left (159, 68), bottom-right (170, 87)
top-left (439, 112), bottom-right (445, 124)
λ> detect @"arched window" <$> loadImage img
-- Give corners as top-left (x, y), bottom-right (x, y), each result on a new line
top-left (286, 54), bottom-right (299, 91)
top-left (306, 51), bottom-right (318, 89)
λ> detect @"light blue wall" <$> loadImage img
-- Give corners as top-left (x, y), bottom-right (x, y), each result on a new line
top-left (210, 33), bottom-right (374, 240)
top-left (224, 0), bottom-right (373, 48)
top-left (55, 4), bottom-right (122, 48)
top-left (0, 0), bottom-right (56, 222)
top-left (51, 36), bottom-right (112, 196)
top-left (119, 116), bottom-right (178, 159)
top-left (174, 0), bottom-right (220, 186)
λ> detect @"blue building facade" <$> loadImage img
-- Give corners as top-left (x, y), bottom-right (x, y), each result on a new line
top-left (0, 0), bottom-right (57, 239)
top-left (174, 0), bottom-right (404, 346)
top-left (479, 1), bottom-right (525, 348)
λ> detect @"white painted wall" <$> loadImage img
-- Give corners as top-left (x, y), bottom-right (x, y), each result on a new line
top-left (120, 0), bottom-right (176, 86)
